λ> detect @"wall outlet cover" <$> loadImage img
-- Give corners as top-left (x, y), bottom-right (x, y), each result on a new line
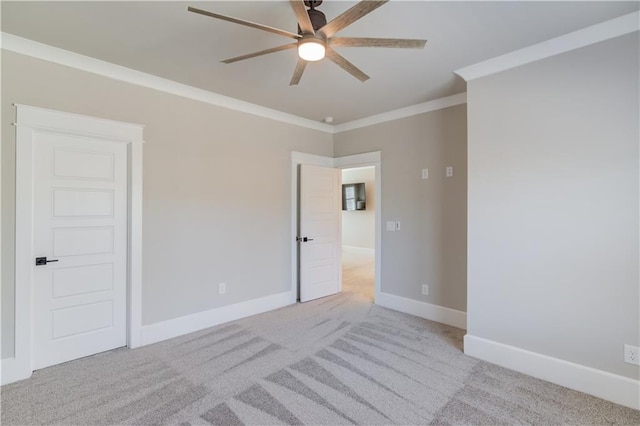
top-left (624, 344), bottom-right (640, 365)
top-left (422, 168), bottom-right (429, 179)
top-left (421, 284), bottom-right (429, 295)
top-left (386, 221), bottom-right (396, 232)
top-left (219, 282), bottom-right (226, 295)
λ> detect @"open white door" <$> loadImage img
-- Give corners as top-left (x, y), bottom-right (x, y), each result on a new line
top-left (299, 164), bottom-right (341, 302)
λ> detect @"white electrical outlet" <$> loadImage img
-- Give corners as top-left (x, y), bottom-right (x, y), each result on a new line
top-left (446, 166), bottom-right (454, 177)
top-left (421, 284), bottom-right (429, 295)
top-left (624, 344), bottom-right (640, 365)
top-left (219, 282), bottom-right (226, 295)
top-left (421, 168), bottom-right (429, 179)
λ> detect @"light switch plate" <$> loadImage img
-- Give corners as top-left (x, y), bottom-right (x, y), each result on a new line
top-left (386, 221), bottom-right (396, 232)
top-left (395, 221), bottom-right (401, 231)
top-left (421, 169), bottom-right (429, 179)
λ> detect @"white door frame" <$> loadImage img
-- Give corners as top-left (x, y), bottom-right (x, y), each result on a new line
top-left (3, 105), bottom-right (144, 385)
top-left (291, 151), bottom-right (381, 304)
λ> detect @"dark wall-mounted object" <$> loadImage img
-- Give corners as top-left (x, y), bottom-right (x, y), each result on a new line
top-left (342, 183), bottom-right (366, 211)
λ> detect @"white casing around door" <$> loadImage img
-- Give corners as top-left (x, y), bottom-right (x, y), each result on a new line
top-left (299, 164), bottom-right (341, 302)
top-left (32, 132), bottom-right (127, 370)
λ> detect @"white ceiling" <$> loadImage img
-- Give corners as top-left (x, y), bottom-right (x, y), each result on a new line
top-left (2, 1), bottom-right (638, 124)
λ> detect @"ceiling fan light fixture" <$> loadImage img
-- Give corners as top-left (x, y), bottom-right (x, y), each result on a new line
top-left (298, 37), bottom-right (326, 61)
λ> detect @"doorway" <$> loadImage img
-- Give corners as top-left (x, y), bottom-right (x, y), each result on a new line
top-left (291, 151), bottom-right (381, 304)
top-left (6, 105), bottom-right (144, 385)
top-left (341, 166), bottom-right (375, 301)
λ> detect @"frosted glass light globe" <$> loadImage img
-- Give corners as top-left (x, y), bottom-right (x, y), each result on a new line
top-left (298, 39), bottom-right (326, 61)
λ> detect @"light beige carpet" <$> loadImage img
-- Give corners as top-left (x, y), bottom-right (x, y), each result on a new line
top-left (2, 288), bottom-right (639, 425)
top-left (342, 247), bottom-right (375, 301)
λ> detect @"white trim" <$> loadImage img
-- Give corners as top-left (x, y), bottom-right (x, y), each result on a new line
top-left (342, 245), bottom-right (375, 256)
top-left (6, 105), bottom-right (144, 385)
top-left (1, 33), bottom-right (333, 134)
top-left (13, 103), bottom-right (144, 135)
top-left (454, 11), bottom-right (640, 82)
top-left (127, 141), bottom-right (143, 348)
top-left (0, 358), bottom-right (28, 386)
top-left (376, 292), bottom-right (467, 330)
top-left (12, 123), bottom-right (36, 384)
top-left (141, 291), bottom-right (294, 346)
top-left (2, 33), bottom-right (469, 134)
top-left (334, 93), bottom-right (467, 133)
top-left (464, 334), bottom-right (640, 410)
top-left (0, 40), bottom-right (3, 374)
top-left (334, 151), bottom-right (381, 168)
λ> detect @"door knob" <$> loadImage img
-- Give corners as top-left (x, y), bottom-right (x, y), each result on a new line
top-left (35, 257), bottom-right (59, 266)
top-left (296, 237), bottom-right (315, 242)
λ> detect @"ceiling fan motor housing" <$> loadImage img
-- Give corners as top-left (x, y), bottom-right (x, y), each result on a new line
top-left (308, 9), bottom-right (327, 31)
top-left (297, 8), bottom-right (327, 34)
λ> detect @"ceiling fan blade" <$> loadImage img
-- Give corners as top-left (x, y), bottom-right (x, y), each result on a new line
top-left (188, 6), bottom-right (300, 40)
top-left (289, 0), bottom-right (314, 35)
top-left (290, 58), bottom-right (308, 86)
top-left (325, 46), bottom-right (369, 82)
top-left (329, 37), bottom-right (427, 49)
top-left (221, 43), bottom-right (298, 64)
top-left (319, 0), bottom-right (388, 38)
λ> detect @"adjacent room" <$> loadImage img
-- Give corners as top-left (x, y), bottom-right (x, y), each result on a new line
top-left (341, 166), bottom-right (375, 301)
top-left (1, 1), bottom-right (639, 424)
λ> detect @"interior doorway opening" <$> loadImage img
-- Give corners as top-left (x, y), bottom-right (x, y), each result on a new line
top-left (341, 166), bottom-right (376, 302)
top-left (291, 151), bottom-right (381, 305)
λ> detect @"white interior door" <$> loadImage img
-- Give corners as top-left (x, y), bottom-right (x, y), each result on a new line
top-left (299, 164), bottom-right (341, 302)
top-left (32, 132), bottom-right (127, 370)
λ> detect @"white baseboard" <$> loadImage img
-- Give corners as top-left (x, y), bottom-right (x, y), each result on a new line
top-left (342, 245), bottom-right (375, 255)
top-left (464, 334), bottom-right (640, 410)
top-left (141, 291), bottom-right (294, 346)
top-left (375, 292), bottom-right (467, 330)
top-left (1, 356), bottom-right (32, 385)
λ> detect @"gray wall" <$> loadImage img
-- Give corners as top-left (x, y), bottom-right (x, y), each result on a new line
top-left (334, 106), bottom-right (468, 312)
top-left (1, 51), bottom-right (333, 358)
top-left (466, 33), bottom-right (639, 379)
top-left (342, 167), bottom-right (375, 249)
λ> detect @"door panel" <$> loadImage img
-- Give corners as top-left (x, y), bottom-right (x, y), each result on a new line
top-left (299, 164), bottom-right (341, 302)
top-left (33, 132), bottom-right (127, 370)
top-left (53, 149), bottom-right (114, 180)
top-left (53, 189), bottom-right (114, 217)
top-left (52, 264), bottom-right (114, 298)
top-left (52, 227), bottom-right (115, 257)
top-left (52, 300), bottom-right (113, 339)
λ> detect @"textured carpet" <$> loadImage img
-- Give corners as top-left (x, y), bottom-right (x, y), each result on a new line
top-left (2, 289), bottom-right (639, 425)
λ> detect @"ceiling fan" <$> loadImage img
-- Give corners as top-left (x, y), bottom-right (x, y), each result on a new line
top-left (188, 0), bottom-right (427, 85)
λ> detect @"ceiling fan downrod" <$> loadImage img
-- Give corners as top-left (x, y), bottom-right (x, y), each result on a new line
top-left (302, 0), bottom-right (327, 33)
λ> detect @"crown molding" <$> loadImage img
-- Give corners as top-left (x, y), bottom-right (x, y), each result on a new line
top-left (334, 92), bottom-right (467, 134)
top-left (1, 32), bottom-right (469, 135)
top-left (454, 10), bottom-right (640, 82)
top-left (0, 32), bottom-right (334, 133)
